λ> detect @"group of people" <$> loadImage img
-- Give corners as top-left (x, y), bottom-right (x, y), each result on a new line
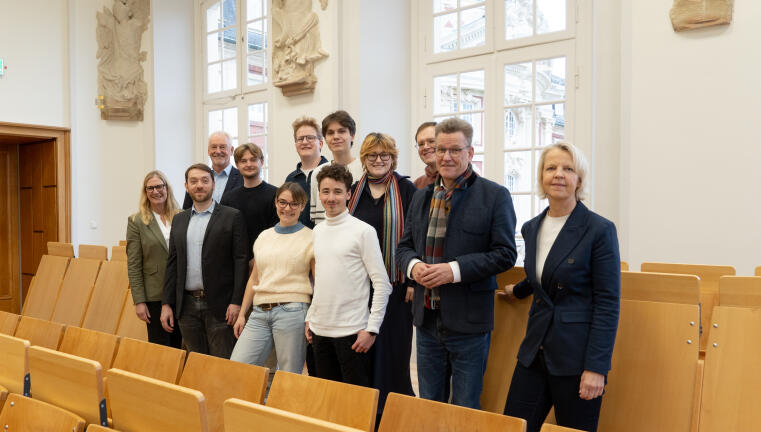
top-left (125, 109), bottom-right (621, 432)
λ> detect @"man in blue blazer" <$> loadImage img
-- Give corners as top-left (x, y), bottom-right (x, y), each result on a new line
top-left (396, 118), bottom-right (517, 409)
top-left (182, 131), bottom-right (243, 209)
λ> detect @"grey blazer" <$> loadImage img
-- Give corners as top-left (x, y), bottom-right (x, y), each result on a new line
top-left (126, 213), bottom-right (172, 304)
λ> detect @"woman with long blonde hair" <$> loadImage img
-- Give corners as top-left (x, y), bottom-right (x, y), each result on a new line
top-left (126, 170), bottom-right (182, 347)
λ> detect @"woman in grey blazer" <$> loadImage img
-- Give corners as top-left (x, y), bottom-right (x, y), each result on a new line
top-left (126, 170), bottom-right (182, 347)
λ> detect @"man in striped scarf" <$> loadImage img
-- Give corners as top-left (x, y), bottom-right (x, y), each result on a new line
top-left (396, 117), bottom-right (517, 409)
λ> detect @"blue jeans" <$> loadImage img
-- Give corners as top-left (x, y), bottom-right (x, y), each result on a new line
top-left (416, 310), bottom-right (490, 409)
top-left (230, 302), bottom-right (308, 374)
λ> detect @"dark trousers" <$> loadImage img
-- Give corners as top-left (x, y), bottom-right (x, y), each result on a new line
top-left (177, 294), bottom-right (236, 358)
top-left (311, 333), bottom-right (371, 387)
top-left (504, 350), bottom-right (603, 432)
top-left (145, 301), bottom-right (182, 348)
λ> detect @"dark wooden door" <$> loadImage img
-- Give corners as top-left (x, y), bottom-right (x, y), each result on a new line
top-left (0, 144), bottom-right (20, 312)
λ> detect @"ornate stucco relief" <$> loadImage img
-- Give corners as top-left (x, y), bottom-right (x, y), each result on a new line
top-left (670, 0), bottom-right (734, 32)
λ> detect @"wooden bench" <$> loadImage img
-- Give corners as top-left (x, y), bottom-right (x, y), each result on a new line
top-left (225, 398), bottom-right (365, 432)
top-left (0, 393), bottom-right (85, 431)
top-left (118, 240), bottom-right (128, 247)
top-left (718, 276), bottom-right (761, 308)
top-left (0, 383), bottom-right (7, 414)
top-left (14, 316), bottom-right (66, 349)
top-left (79, 244), bottom-right (108, 261)
top-left (22, 254), bottom-right (70, 320)
top-left (179, 352), bottom-right (268, 431)
top-left (28, 346), bottom-right (107, 426)
top-left (481, 266), bottom-right (529, 413)
top-left (699, 306), bottom-right (761, 431)
top-left (111, 337), bottom-right (186, 383)
top-left (621, 261), bottom-right (629, 271)
top-left (640, 262), bottom-right (735, 351)
top-left (379, 392), bottom-right (526, 431)
top-left (115, 290), bottom-right (148, 341)
top-left (59, 325), bottom-right (120, 369)
top-left (47, 241), bottom-right (75, 257)
top-left (106, 368), bottom-right (208, 432)
top-left (267, 370), bottom-right (379, 432)
top-left (111, 245), bottom-right (127, 262)
top-left (0, 333), bottom-right (29, 395)
top-left (82, 260), bottom-right (130, 334)
top-left (621, 271), bottom-right (700, 304)
top-left (598, 299), bottom-right (700, 432)
top-left (51, 258), bottom-right (103, 326)
top-left (0, 310), bottom-right (20, 335)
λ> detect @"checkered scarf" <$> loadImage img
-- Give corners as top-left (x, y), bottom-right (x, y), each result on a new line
top-left (424, 164), bottom-right (474, 308)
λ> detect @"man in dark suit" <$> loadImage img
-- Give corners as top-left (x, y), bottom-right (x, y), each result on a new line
top-left (182, 131), bottom-right (243, 209)
top-left (162, 163), bottom-right (248, 358)
top-left (396, 117), bottom-right (517, 409)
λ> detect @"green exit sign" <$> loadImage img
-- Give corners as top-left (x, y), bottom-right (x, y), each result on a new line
top-left (0, 58), bottom-right (4, 76)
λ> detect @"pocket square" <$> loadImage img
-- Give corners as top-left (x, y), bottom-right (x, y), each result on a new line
top-left (567, 258), bottom-right (575, 264)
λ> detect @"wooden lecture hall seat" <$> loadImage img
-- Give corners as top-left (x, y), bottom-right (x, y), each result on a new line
top-left (378, 392), bottom-right (527, 431)
top-left (0, 310), bottom-right (20, 335)
top-left (82, 260), bottom-right (130, 334)
top-left (224, 398), bottom-right (364, 432)
top-left (59, 325), bottom-right (120, 369)
top-left (111, 245), bottom-right (128, 262)
top-left (0, 383), bottom-right (6, 412)
top-left (620, 271), bottom-right (700, 305)
top-left (14, 315), bottom-right (66, 350)
top-left (0, 333), bottom-right (30, 395)
top-left (178, 352), bottom-right (269, 432)
top-left (28, 346), bottom-right (107, 426)
top-left (87, 425), bottom-right (122, 432)
top-left (540, 424), bottom-right (584, 432)
top-left (0, 393), bottom-right (85, 432)
top-left (47, 241), bottom-right (75, 257)
top-left (79, 244), bottom-right (109, 260)
top-left (21, 254), bottom-right (70, 320)
top-left (106, 368), bottom-right (208, 432)
top-left (718, 275), bottom-right (761, 308)
top-left (115, 290), bottom-right (149, 341)
top-left (267, 370), bottom-right (379, 432)
top-left (50, 257), bottom-right (103, 326)
top-left (111, 337), bottom-right (186, 383)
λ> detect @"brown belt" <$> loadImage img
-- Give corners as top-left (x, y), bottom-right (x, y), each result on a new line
top-left (257, 302), bottom-right (287, 311)
top-left (186, 290), bottom-right (205, 298)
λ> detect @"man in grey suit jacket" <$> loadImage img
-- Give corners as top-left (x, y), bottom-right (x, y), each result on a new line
top-left (162, 163), bottom-right (249, 358)
top-left (396, 118), bottom-right (517, 409)
top-left (182, 131), bottom-right (243, 209)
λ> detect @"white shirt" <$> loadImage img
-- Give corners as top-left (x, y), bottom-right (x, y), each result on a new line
top-left (212, 164), bottom-right (232, 203)
top-left (309, 158), bottom-right (365, 225)
top-left (535, 213), bottom-right (570, 282)
top-left (152, 211), bottom-right (171, 248)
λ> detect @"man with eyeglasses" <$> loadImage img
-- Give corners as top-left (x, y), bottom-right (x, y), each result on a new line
top-left (220, 143), bottom-right (278, 271)
top-left (413, 121), bottom-right (438, 189)
top-left (397, 117), bottom-right (517, 409)
top-left (285, 116), bottom-right (329, 228)
top-left (182, 131), bottom-right (243, 209)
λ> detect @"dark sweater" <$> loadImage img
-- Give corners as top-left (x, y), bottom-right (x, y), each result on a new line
top-left (220, 181), bottom-right (278, 260)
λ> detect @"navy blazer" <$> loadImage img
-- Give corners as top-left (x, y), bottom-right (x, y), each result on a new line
top-left (513, 201), bottom-right (620, 376)
top-left (162, 204), bottom-right (248, 320)
top-left (182, 166), bottom-right (242, 210)
top-left (396, 175), bottom-right (517, 334)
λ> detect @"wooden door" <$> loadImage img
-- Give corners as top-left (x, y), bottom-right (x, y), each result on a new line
top-left (0, 144), bottom-right (20, 313)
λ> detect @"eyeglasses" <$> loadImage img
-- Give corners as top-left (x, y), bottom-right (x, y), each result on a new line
top-left (366, 153), bottom-right (392, 162)
top-left (415, 138), bottom-right (436, 149)
top-left (296, 135), bottom-right (318, 143)
top-left (435, 146), bottom-right (470, 156)
top-left (145, 184), bottom-right (166, 192)
top-left (276, 199), bottom-right (303, 210)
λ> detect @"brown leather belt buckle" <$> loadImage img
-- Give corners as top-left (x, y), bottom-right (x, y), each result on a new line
top-left (258, 302), bottom-right (283, 311)
top-left (187, 290), bottom-right (205, 298)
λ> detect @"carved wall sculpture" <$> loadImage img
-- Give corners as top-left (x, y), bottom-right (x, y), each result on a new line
top-left (272, 0), bottom-right (329, 96)
top-left (96, 0), bottom-right (150, 120)
top-left (670, 0), bottom-right (734, 32)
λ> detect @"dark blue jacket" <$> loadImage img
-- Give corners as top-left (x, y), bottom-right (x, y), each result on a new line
top-left (513, 201), bottom-right (620, 376)
top-left (396, 175), bottom-right (517, 334)
top-left (285, 156), bottom-right (329, 228)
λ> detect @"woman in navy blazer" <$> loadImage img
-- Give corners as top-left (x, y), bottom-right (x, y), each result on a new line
top-left (500, 143), bottom-right (620, 432)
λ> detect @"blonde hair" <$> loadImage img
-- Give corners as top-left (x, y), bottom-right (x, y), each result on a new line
top-left (133, 170), bottom-right (180, 225)
top-left (359, 133), bottom-right (399, 172)
top-left (291, 116), bottom-right (322, 141)
top-left (536, 142), bottom-right (589, 201)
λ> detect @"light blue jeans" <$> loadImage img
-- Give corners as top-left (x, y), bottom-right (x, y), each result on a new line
top-left (230, 302), bottom-right (309, 374)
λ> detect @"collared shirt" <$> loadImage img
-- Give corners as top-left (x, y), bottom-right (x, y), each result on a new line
top-left (212, 164), bottom-right (233, 203)
top-left (185, 201), bottom-right (215, 291)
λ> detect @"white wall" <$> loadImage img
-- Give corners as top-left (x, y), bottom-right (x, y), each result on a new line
top-left (0, 0), bottom-right (69, 127)
top-left (620, 0), bottom-right (761, 274)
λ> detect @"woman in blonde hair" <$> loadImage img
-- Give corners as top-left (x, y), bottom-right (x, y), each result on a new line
top-left (126, 170), bottom-right (182, 347)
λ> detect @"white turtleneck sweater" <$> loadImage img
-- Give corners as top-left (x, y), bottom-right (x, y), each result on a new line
top-left (306, 209), bottom-right (392, 337)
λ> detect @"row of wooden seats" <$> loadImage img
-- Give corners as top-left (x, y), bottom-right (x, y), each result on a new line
top-left (47, 241), bottom-right (127, 262)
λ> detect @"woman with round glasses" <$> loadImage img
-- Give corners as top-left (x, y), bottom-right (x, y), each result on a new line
top-left (349, 133), bottom-right (417, 409)
top-left (126, 170), bottom-right (182, 347)
top-left (230, 182), bottom-right (315, 373)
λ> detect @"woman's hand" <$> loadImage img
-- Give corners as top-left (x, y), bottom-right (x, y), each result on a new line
top-left (135, 302), bottom-right (150, 323)
top-left (579, 370), bottom-right (605, 400)
top-left (497, 284), bottom-right (516, 301)
top-left (233, 315), bottom-right (246, 339)
top-left (305, 322), bottom-right (313, 344)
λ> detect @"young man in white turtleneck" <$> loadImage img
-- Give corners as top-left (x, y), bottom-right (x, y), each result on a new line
top-left (305, 163), bottom-right (392, 387)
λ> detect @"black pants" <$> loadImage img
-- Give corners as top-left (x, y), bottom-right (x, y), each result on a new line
top-left (311, 333), bottom-right (371, 387)
top-left (145, 301), bottom-right (182, 348)
top-left (177, 294), bottom-right (236, 359)
top-left (504, 350), bottom-right (603, 432)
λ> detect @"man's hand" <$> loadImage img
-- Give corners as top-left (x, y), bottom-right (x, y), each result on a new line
top-left (405, 286), bottom-right (414, 303)
top-left (305, 322), bottom-right (313, 344)
top-left (418, 263), bottom-right (454, 289)
top-left (226, 304), bottom-right (241, 326)
top-left (411, 262), bottom-right (429, 282)
top-left (351, 330), bottom-right (377, 353)
top-left (497, 284), bottom-right (516, 301)
top-left (135, 302), bottom-right (150, 323)
top-left (160, 304), bottom-right (175, 332)
top-left (579, 370), bottom-right (605, 400)
top-left (233, 315), bottom-right (246, 339)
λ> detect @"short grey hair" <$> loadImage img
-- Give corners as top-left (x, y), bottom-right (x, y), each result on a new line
top-left (536, 142), bottom-right (589, 201)
top-left (208, 130), bottom-right (232, 147)
top-left (434, 117), bottom-right (473, 146)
